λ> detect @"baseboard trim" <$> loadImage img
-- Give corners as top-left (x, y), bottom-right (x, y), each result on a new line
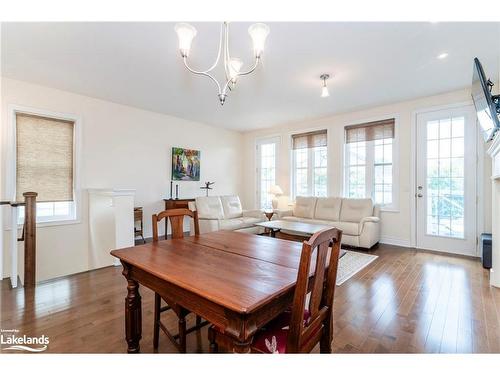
top-left (379, 236), bottom-right (412, 248)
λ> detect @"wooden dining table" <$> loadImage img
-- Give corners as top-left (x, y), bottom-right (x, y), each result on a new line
top-left (110, 230), bottom-right (320, 353)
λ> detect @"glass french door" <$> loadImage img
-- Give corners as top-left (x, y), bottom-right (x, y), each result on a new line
top-left (416, 106), bottom-right (477, 256)
top-left (256, 137), bottom-right (279, 209)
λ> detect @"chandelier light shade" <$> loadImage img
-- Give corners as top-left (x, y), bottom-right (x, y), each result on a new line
top-left (320, 74), bottom-right (330, 98)
top-left (174, 23), bottom-right (197, 57)
top-left (248, 23), bottom-right (270, 58)
top-left (174, 22), bottom-right (270, 105)
top-left (228, 58), bottom-right (243, 82)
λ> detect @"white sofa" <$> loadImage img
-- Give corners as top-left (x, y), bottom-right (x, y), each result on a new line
top-left (188, 195), bottom-right (266, 235)
top-left (275, 196), bottom-right (381, 249)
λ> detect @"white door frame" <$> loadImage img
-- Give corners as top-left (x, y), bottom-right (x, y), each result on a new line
top-left (410, 101), bottom-right (483, 256)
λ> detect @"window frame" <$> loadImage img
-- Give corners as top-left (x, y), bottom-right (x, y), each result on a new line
top-left (255, 136), bottom-right (280, 210)
top-left (290, 129), bottom-right (329, 200)
top-left (342, 116), bottom-right (400, 212)
top-left (8, 105), bottom-right (82, 227)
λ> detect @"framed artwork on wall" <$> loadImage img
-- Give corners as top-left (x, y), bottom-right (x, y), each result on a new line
top-left (171, 147), bottom-right (200, 181)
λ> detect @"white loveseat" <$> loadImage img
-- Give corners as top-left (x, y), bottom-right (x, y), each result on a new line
top-left (188, 195), bottom-right (266, 235)
top-left (275, 196), bottom-right (381, 249)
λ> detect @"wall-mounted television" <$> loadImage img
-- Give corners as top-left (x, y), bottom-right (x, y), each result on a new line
top-left (471, 57), bottom-right (500, 142)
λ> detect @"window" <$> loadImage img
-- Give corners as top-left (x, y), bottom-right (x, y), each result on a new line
top-left (344, 118), bottom-right (397, 208)
top-left (292, 130), bottom-right (328, 198)
top-left (256, 138), bottom-right (278, 209)
top-left (15, 111), bottom-right (77, 224)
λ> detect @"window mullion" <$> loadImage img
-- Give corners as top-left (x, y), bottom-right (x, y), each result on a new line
top-left (366, 141), bottom-right (374, 199)
top-left (308, 147), bottom-right (313, 196)
top-left (344, 143), bottom-right (350, 197)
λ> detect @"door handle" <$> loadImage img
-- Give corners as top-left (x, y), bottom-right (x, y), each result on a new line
top-left (417, 193), bottom-right (423, 198)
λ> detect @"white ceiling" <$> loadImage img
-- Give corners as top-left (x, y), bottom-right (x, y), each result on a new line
top-left (2, 22), bottom-right (499, 132)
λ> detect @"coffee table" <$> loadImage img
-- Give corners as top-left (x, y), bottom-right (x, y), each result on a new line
top-left (255, 220), bottom-right (347, 258)
top-left (255, 220), bottom-right (332, 238)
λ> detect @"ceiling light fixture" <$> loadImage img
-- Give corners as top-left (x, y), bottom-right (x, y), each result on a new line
top-left (320, 74), bottom-right (330, 98)
top-left (174, 22), bottom-right (270, 105)
top-left (437, 52), bottom-right (448, 60)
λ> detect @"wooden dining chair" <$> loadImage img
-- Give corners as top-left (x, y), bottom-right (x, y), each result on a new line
top-left (152, 208), bottom-right (206, 353)
top-left (208, 227), bottom-right (343, 353)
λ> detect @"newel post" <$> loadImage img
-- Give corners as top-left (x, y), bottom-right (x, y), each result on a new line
top-left (23, 192), bottom-right (37, 287)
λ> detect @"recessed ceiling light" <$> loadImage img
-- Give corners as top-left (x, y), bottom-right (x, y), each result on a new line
top-left (437, 53), bottom-right (448, 60)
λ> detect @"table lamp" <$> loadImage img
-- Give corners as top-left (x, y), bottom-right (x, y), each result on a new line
top-left (268, 185), bottom-right (284, 209)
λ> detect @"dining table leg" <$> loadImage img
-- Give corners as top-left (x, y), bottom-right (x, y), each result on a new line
top-left (232, 339), bottom-right (252, 353)
top-left (125, 278), bottom-right (142, 353)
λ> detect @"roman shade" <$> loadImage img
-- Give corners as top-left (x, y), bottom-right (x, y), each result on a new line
top-left (291, 129), bottom-right (327, 149)
top-left (16, 113), bottom-right (74, 202)
top-left (345, 118), bottom-right (395, 144)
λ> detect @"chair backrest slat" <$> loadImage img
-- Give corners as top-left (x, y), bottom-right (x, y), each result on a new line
top-left (152, 208), bottom-right (199, 241)
top-left (286, 227), bottom-right (342, 353)
top-left (308, 241), bottom-right (329, 319)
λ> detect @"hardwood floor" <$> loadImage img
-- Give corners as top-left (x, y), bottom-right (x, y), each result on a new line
top-left (1, 243), bottom-right (499, 353)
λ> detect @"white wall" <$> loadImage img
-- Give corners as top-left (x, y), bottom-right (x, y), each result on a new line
top-left (1, 78), bottom-right (494, 284)
top-left (1, 77), bottom-right (244, 282)
top-left (241, 88), bottom-right (492, 247)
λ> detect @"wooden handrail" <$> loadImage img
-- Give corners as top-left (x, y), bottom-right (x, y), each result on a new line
top-left (1, 195), bottom-right (37, 288)
top-left (0, 201), bottom-right (26, 207)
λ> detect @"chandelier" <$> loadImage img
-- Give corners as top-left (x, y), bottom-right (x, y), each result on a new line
top-left (174, 22), bottom-right (270, 105)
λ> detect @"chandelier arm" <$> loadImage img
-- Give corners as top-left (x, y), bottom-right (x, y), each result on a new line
top-left (235, 57), bottom-right (261, 76)
top-left (205, 23), bottom-right (224, 73)
top-left (183, 57), bottom-right (222, 94)
top-left (221, 56), bottom-right (261, 94)
top-left (182, 24), bottom-right (224, 75)
top-left (221, 78), bottom-right (233, 95)
top-left (222, 22), bottom-right (230, 81)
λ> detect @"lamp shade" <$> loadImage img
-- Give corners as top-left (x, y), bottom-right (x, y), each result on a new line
top-left (269, 185), bottom-right (284, 196)
top-left (248, 23), bottom-right (270, 58)
top-left (321, 86), bottom-right (330, 98)
top-left (174, 23), bottom-right (197, 57)
top-left (229, 58), bottom-right (243, 82)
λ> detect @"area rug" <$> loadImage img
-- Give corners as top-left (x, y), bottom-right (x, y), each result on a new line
top-left (336, 250), bottom-right (378, 285)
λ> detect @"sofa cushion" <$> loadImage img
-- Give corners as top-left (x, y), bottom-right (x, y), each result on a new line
top-left (219, 217), bottom-right (261, 231)
top-left (220, 195), bottom-right (243, 219)
top-left (332, 221), bottom-right (361, 236)
top-left (195, 196), bottom-right (224, 219)
top-left (240, 217), bottom-right (263, 226)
top-left (340, 198), bottom-right (373, 223)
top-left (293, 196), bottom-right (317, 219)
top-left (219, 218), bottom-right (244, 231)
top-left (314, 197), bottom-right (342, 221)
top-left (281, 217), bottom-right (360, 236)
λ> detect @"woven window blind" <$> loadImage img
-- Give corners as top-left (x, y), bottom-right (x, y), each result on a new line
top-left (292, 129), bottom-right (327, 150)
top-left (16, 113), bottom-right (74, 202)
top-left (345, 118), bottom-right (395, 144)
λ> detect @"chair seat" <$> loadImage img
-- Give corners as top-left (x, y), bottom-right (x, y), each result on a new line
top-left (252, 309), bottom-right (318, 354)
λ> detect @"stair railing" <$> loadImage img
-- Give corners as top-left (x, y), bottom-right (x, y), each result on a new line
top-left (0, 192), bottom-right (37, 288)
